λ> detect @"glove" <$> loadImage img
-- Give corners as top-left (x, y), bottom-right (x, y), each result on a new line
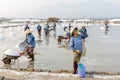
top-left (78, 29), bottom-right (83, 33)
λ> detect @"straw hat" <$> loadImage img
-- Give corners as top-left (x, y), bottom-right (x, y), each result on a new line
top-left (70, 26), bottom-right (77, 36)
top-left (25, 29), bottom-right (31, 34)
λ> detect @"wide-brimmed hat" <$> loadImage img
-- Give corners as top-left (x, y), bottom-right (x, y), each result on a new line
top-left (70, 26), bottom-right (77, 36)
top-left (25, 29), bottom-right (31, 34)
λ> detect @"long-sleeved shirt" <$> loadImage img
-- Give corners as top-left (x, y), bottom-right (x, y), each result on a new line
top-left (45, 25), bottom-right (50, 31)
top-left (70, 34), bottom-right (88, 51)
top-left (27, 33), bottom-right (35, 48)
top-left (37, 25), bottom-right (42, 30)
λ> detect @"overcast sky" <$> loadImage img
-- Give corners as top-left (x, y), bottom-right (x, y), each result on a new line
top-left (0, 0), bottom-right (120, 18)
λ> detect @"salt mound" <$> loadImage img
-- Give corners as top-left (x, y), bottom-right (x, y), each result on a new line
top-left (4, 49), bottom-right (20, 56)
top-left (0, 34), bottom-right (6, 41)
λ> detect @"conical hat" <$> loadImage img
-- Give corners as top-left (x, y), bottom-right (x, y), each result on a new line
top-left (25, 29), bottom-right (31, 34)
top-left (70, 26), bottom-right (77, 35)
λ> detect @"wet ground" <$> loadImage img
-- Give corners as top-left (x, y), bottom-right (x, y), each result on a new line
top-left (0, 23), bottom-right (120, 73)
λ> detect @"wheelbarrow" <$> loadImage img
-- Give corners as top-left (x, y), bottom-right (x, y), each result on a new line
top-left (2, 49), bottom-right (20, 64)
top-left (2, 40), bottom-right (28, 64)
top-left (15, 39), bottom-right (29, 55)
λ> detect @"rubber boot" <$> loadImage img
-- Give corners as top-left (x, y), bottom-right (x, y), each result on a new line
top-left (73, 61), bottom-right (78, 74)
top-left (28, 52), bottom-right (31, 59)
top-left (30, 54), bottom-right (34, 61)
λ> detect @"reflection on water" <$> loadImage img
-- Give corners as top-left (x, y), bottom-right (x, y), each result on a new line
top-left (58, 43), bottom-right (70, 50)
top-left (36, 39), bottom-right (43, 46)
top-left (53, 31), bottom-right (56, 39)
top-left (0, 23), bottom-right (120, 73)
top-left (105, 26), bottom-right (110, 35)
top-left (44, 35), bottom-right (50, 45)
top-left (58, 45), bottom-right (70, 50)
top-left (43, 30), bottom-right (56, 45)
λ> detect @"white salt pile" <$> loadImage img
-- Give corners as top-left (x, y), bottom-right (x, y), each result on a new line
top-left (4, 49), bottom-right (20, 56)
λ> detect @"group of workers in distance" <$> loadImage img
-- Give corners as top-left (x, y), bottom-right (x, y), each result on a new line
top-left (23, 23), bottom-right (88, 74)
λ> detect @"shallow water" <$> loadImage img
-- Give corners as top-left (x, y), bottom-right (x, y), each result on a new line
top-left (0, 23), bottom-right (120, 73)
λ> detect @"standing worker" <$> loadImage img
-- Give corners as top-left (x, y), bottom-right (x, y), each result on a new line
top-left (104, 20), bottom-right (109, 35)
top-left (24, 24), bottom-right (30, 38)
top-left (24, 24), bottom-right (30, 31)
top-left (25, 29), bottom-right (35, 61)
top-left (70, 26), bottom-right (88, 74)
top-left (68, 23), bottom-right (72, 31)
top-left (44, 23), bottom-right (50, 36)
top-left (53, 23), bottom-right (57, 31)
top-left (37, 24), bottom-right (42, 38)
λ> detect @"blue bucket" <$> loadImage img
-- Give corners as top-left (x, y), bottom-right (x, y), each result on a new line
top-left (78, 63), bottom-right (86, 78)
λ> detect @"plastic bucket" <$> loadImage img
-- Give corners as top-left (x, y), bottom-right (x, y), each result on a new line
top-left (78, 63), bottom-right (86, 78)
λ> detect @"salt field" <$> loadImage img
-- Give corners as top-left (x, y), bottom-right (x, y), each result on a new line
top-left (0, 23), bottom-right (120, 73)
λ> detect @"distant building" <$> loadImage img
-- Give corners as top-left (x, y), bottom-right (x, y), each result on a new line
top-left (48, 17), bottom-right (60, 23)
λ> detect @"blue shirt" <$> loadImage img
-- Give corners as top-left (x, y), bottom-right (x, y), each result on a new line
top-left (37, 25), bottom-right (41, 30)
top-left (70, 34), bottom-right (88, 51)
top-left (45, 25), bottom-right (50, 31)
top-left (27, 33), bottom-right (35, 48)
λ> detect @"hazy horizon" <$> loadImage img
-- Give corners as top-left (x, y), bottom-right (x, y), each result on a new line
top-left (0, 0), bottom-right (120, 19)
